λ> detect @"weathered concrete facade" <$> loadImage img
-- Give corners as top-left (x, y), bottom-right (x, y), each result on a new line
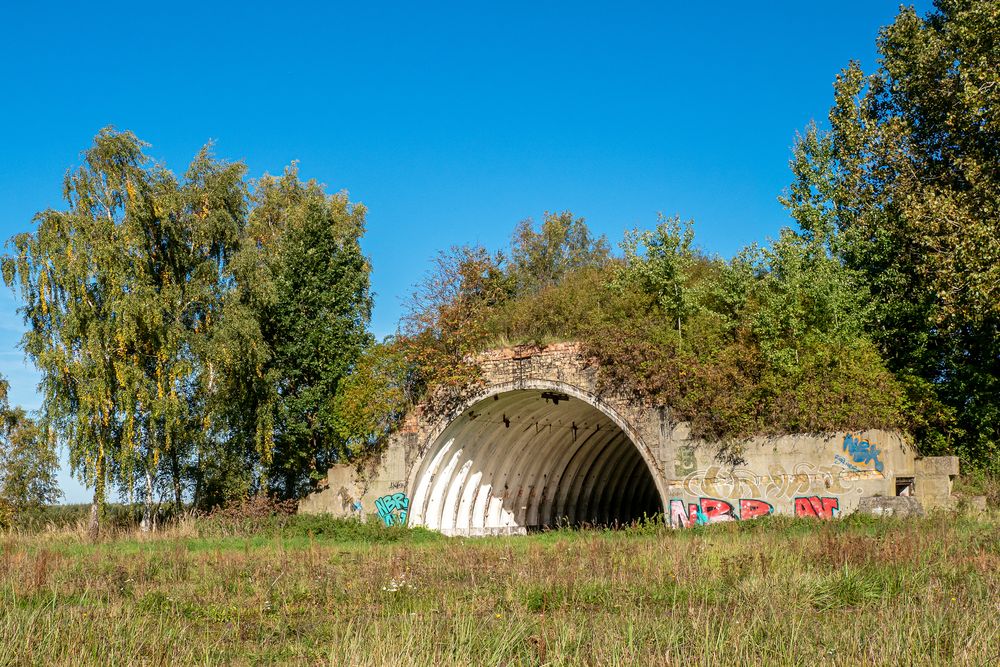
top-left (300, 343), bottom-right (960, 534)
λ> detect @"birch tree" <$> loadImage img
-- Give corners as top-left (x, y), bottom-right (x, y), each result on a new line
top-left (3, 128), bottom-right (246, 531)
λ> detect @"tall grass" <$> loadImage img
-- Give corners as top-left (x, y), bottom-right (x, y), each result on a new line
top-left (0, 512), bottom-right (997, 665)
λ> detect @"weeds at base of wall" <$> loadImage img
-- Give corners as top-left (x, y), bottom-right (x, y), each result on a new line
top-left (953, 470), bottom-right (1000, 509)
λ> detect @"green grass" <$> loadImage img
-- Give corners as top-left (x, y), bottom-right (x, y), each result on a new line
top-left (1, 513), bottom-right (998, 665)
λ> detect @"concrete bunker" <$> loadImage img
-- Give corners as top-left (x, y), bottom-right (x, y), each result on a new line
top-left (299, 343), bottom-right (963, 533)
top-left (408, 388), bottom-right (663, 535)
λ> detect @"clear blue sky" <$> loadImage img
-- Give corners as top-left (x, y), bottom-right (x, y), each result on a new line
top-left (0, 1), bottom-right (931, 502)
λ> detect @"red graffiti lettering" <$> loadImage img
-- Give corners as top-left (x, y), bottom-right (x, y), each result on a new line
top-left (699, 498), bottom-right (735, 523)
top-left (794, 496), bottom-right (839, 519)
top-left (670, 497), bottom-right (778, 528)
top-left (739, 498), bottom-right (774, 520)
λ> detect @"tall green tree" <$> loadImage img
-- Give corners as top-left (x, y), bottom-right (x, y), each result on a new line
top-left (217, 168), bottom-right (373, 499)
top-left (4, 129), bottom-right (145, 533)
top-left (784, 0), bottom-right (1000, 466)
top-left (118, 143), bottom-right (247, 527)
top-left (619, 215), bottom-right (698, 346)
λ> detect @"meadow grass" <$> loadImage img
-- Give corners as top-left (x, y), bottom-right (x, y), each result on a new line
top-left (0, 512), bottom-right (998, 666)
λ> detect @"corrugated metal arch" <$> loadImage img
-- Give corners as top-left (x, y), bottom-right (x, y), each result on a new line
top-left (407, 384), bottom-right (664, 535)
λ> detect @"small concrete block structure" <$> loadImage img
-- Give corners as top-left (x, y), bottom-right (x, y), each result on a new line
top-left (914, 456), bottom-right (960, 511)
top-left (858, 496), bottom-right (925, 518)
top-left (301, 343), bottom-right (961, 534)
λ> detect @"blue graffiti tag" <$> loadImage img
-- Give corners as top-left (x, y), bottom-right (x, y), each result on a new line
top-left (833, 454), bottom-right (861, 472)
top-left (375, 492), bottom-right (409, 527)
top-left (842, 434), bottom-right (884, 473)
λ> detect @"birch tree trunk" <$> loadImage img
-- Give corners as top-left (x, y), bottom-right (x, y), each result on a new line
top-left (140, 468), bottom-right (154, 532)
top-left (88, 454), bottom-right (104, 539)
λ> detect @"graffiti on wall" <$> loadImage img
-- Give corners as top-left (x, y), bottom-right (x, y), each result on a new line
top-left (669, 495), bottom-right (843, 527)
top-left (375, 492), bottom-right (410, 526)
top-left (833, 454), bottom-right (862, 472)
top-left (679, 462), bottom-right (862, 501)
top-left (794, 496), bottom-right (839, 519)
top-left (669, 497), bottom-right (774, 528)
top-left (842, 434), bottom-right (884, 473)
top-left (740, 498), bottom-right (774, 520)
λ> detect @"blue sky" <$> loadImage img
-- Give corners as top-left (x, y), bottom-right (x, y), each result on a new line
top-left (0, 1), bottom-right (932, 502)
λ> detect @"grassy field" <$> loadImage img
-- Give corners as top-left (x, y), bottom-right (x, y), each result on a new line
top-left (1, 512), bottom-right (998, 666)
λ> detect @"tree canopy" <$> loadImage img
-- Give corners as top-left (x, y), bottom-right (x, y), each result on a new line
top-left (364, 210), bottom-right (907, 450)
top-left (3, 129), bottom-right (373, 528)
top-left (783, 0), bottom-right (1000, 469)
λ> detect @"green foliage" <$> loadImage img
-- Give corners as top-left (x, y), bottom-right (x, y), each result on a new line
top-left (619, 215), bottom-right (698, 344)
top-left (0, 375), bottom-right (60, 525)
top-left (748, 229), bottom-right (872, 372)
top-left (248, 169), bottom-right (374, 497)
top-left (509, 211), bottom-right (611, 293)
top-left (197, 167), bottom-right (375, 501)
top-left (595, 220), bottom-right (905, 440)
top-left (387, 210), bottom-right (906, 445)
top-left (1, 128), bottom-right (249, 525)
top-left (3, 130), bottom-right (374, 520)
top-left (401, 244), bottom-right (511, 396)
top-left (485, 264), bottom-right (621, 346)
top-left (783, 0), bottom-right (1000, 469)
top-left (0, 409), bottom-right (61, 520)
top-left (333, 340), bottom-right (414, 455)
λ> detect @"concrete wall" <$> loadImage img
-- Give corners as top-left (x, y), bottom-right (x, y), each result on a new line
top-left (662, 429), bottom-right (956, 526)
top-left (300, 343), bottom-right (959, 533)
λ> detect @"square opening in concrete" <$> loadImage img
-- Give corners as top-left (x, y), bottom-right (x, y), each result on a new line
top-left (895, 477), bottom-right (915, 496)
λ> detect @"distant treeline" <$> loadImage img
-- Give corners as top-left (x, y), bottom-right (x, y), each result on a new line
top-left (1, 1), bottom-right (997, 529)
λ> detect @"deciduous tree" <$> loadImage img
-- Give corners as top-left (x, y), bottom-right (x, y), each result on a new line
top-left (0, 375), bottom-right (60, 525)
top-left (784, 0), bottom-right (1000, 466)
top-left (3, 128), bottom-right (247, 531)
top-left (217, 168), bottom-right (373, 499)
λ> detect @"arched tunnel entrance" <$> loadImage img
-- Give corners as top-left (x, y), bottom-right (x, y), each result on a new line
top-left (408, 389), bottom-right (664, 535)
